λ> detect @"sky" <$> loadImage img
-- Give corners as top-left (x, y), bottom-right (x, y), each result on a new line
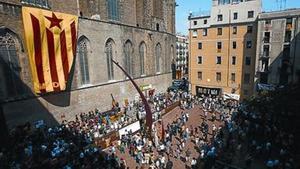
top-left (176, 0), bottom-right (300, 35)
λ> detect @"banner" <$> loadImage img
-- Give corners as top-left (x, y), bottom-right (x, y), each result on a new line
top-left (22, 7), bottom-right (78, 94)
top-left (118, 121), bottom-right (141, 139)
top-left (257, 83), bottom-right (275, 91)
top-left (223, 93), bottom-right (240, 101)
top-left (196, 86), bottom-right (221, 96)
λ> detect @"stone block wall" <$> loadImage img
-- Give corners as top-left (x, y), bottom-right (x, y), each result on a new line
top-left (3, 73), bottom-right (172, 129)
top-left (0, 1), bottom-right (175, 128)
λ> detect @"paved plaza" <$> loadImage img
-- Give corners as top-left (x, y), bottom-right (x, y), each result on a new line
top-left (105, 104), bottom-right (224, 169)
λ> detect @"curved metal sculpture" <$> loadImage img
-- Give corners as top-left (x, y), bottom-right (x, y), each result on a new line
top-left (112, 59), bottom-right (152, 137)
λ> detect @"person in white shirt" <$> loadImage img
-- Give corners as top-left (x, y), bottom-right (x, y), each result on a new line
top-left (191, 158), bottom-right (197, 168)
top-left (186, 112), bottom-right (189, 120)
top-left (200, 149), bottom-right (205, 159)
top-left (195, 135), bottom-right (199, 145)
top-left (161, 156), bottom-right (166, 168)
top-left (155, 159), bottom-right (160, 168)
top-left (160, 144), bottom-right (165, 152)
top-left (114, 122), bottom-right (118, 129)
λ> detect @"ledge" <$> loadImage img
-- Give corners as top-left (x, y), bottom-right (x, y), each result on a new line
top-left (0, 72), bottom-right (172, 104)
top-left (79, 17), bottom-right (176, 38)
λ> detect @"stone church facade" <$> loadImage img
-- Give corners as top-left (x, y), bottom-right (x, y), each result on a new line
top-left (0, 0), bottom-right (176, 128)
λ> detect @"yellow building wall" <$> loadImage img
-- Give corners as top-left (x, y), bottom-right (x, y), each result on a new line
top-left (189, 24), bottom-right (257, 99)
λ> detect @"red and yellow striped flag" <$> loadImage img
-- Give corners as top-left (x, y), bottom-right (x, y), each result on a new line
top-left (22, 7), bottom-right (78, 94)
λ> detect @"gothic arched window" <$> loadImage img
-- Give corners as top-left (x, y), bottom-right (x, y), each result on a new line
top-left (155, 43), bottom-right (162, 73)
top-left (0, 31), bottom-right (22, 99)
top-left (106, 39), bottom-right (115, 80)
top-left (78, 37), bottom-right (90, 85)
top-left (124, 40), bottom-right (133, 76)
top-left (139, 42), bottom-right (146, 76)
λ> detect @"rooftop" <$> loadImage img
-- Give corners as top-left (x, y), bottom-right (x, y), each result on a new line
top-left (188, 10), bottom-right (211, 20)
top-left (259, 8), bottom-right (300, 19)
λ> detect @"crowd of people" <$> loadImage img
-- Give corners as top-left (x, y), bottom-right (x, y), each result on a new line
top-left (105, 93), bottom-right (234, 169)
top-left (214, 98), bottom-right (297, 169)
top-left (111, 111), bottom-right (192, 169)
top-left (0, 91), bottom-right (187, 169)
top-left (193, 93), bottom-right (297, 169)
top-left (0, 106), bottom-right (140, 169)
top-left (136, 91), bottom-right (188, 121)
top-left (0, 87), bottom-right (298, 169)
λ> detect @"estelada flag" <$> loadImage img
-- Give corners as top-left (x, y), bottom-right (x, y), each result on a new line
top-left (22, 7), bottom-right (78, 94)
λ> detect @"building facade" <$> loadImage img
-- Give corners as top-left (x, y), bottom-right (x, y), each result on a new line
top-left (175, 34), bottom-right (188, 79)
top-left (0, 0), bottom-right (176, 128)
top-left (188, 0), bottom-right (261, 99)
top-left (255, 9), bottom-right (300, 87)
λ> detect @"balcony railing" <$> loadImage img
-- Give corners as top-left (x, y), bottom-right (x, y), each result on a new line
top-left (263, 37), bottom-right (270, 43)
top-left (284, 35), bottom-right (291, 43)
top-left (257, 59), bottom-right (270, 72)
top-left (261, 52), bottom-right (270, 58)
top-left (188, 10), bottom-right (210, 19)
top-left (257, 65), bottom-right (269, 73)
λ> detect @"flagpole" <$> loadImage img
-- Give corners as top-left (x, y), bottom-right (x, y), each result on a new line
top-left (111, 59), bottom-right (153, 139)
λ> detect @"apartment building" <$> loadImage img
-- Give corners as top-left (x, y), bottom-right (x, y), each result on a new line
top-left (255, 9), bottom-right (300, 87)
top-left (175, 34), bottom-right (189, 79)
top-left (188, 0), bottom-right (261, 99)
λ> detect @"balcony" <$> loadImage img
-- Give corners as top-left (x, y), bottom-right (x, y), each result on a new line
top-left (257, 58), bottom-right (270, 73)
top-left (260, 55), bottom-right (270, 60)
top-left (257, 65), bottom-right (269, 73)
top-left (284, 37), bottom-right (291, 43)
top-left (260, 51), bottom-right (270, 59)
top-left (263, 37), bottom-right (270, 43)
top-left (284, 31), bottom-right (292, 43)
top-left (188, 11), bottom-right (210, 19)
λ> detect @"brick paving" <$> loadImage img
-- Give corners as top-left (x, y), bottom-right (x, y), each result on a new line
top-left (106, 105), bottom-right (224, 169)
